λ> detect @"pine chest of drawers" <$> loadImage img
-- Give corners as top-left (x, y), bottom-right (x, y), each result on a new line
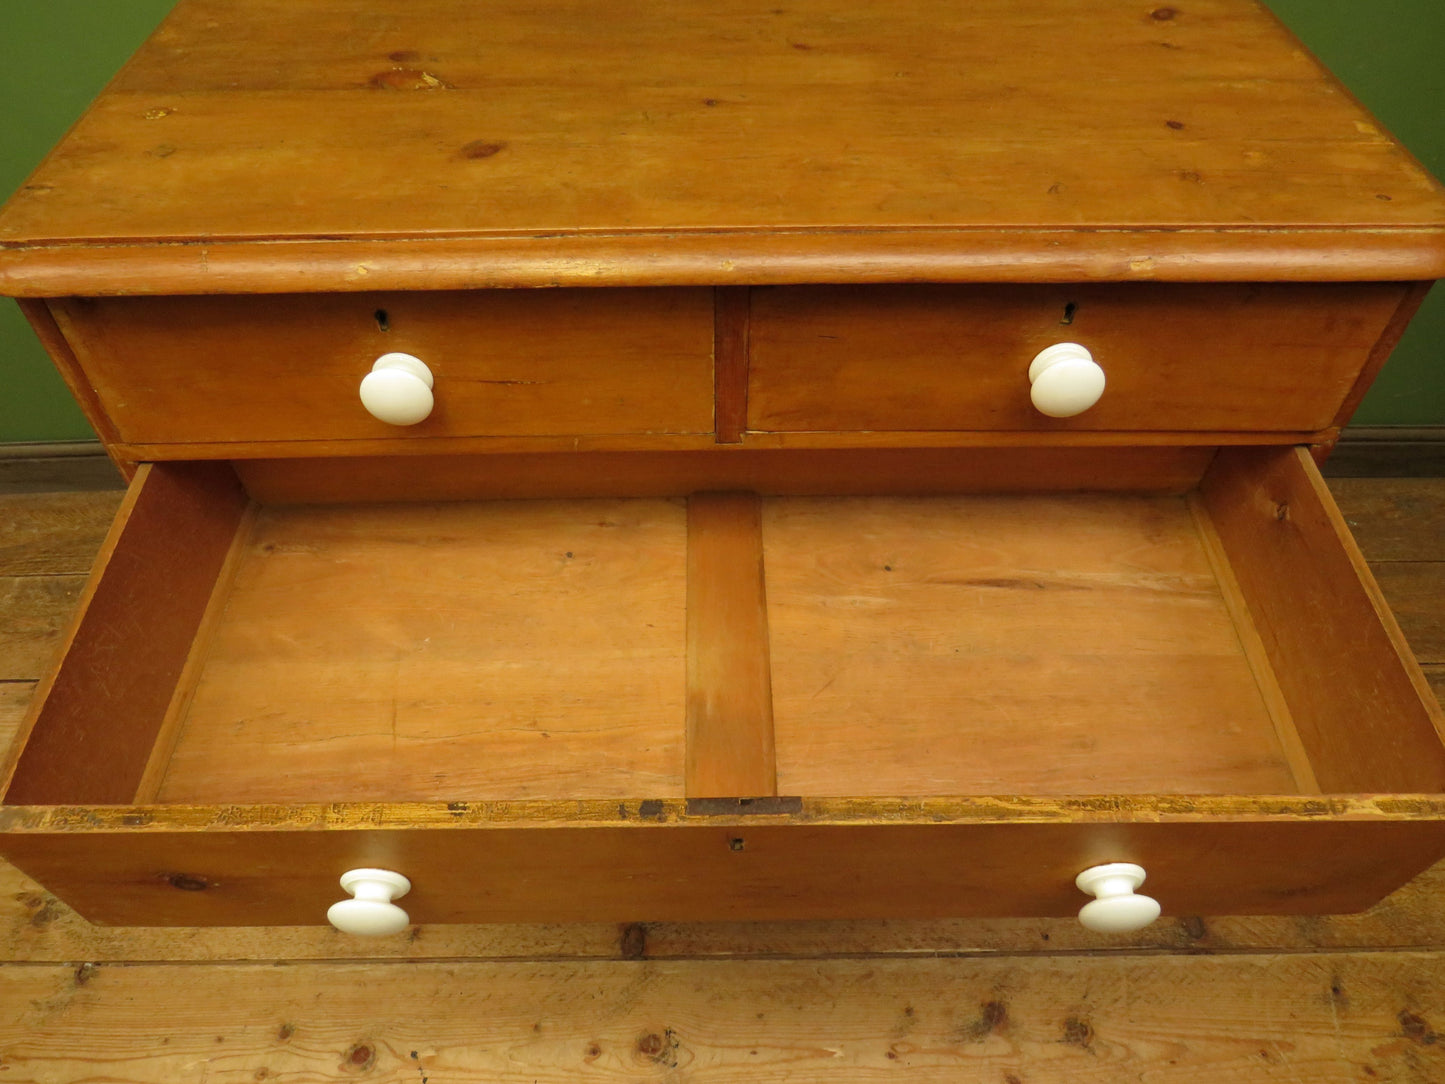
top-left (2, 0), bottom-right (1444, 934)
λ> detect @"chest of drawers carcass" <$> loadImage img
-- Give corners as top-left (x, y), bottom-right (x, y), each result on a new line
top-left (2, 0), bottom-right (1445, 936)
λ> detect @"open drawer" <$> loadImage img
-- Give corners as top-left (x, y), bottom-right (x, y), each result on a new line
top-left (2, 446), bottom-right (1444, 928)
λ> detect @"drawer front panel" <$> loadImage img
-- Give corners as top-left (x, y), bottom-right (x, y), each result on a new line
top-left (748, 283), bottom-right (1407, 433)
top-left (52, 289), bottom-right (716, 445)
top-left (3, 817), bottom-right (1444, 927)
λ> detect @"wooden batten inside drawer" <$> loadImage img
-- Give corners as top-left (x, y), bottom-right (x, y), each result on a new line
top-left (4, 448), bottom-right (1444, 811)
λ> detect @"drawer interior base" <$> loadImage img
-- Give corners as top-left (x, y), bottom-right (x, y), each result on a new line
top-left (151, 490), bottom-right (1298, 803)
top-left (765, 493), bottom-right (1299, 797)
top-left (7, 447), bottom-right (1445, 809)
top-left (156, 498), bottom-right (690, 803)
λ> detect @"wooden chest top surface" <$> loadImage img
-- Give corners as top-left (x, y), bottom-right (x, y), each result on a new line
top-left (2, 0), bottom-right (1444, 293)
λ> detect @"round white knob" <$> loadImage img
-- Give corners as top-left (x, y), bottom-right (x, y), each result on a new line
top-left (1075, 862), bottom-right (1161, 933)
top-left (1028, 342), bottom-right (1105, 418)
top-left (359, 352), bottom-right (434, 425)
top-left (326, 868), bottom-right (412, 936)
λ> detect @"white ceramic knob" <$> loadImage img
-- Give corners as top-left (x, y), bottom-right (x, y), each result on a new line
top-left (326, 868), bottom-right (412, 936)
top-left (1028, 342), bottom-right (1106, 418)
top-left (359, 352), bottom-right (434, 425)
top-left (1075, 862), bottom-right (1161, 932)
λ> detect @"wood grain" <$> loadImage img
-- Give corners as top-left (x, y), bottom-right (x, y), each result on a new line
top-left (51, 290), bottom-right (715, 446)
top-left (748, 283), bottom-right (1406, 434)
top-left (3, 854), bottom-right (1445, 964)
top-left (1329, 477), bottom-right (1445, 560)
top-left (3, 800), bottom-right (1445, 927)
top-left (235, 447), bottom-right (1217, 504)
top-left (2, 468), bottom-right (1445, 1084)
top-left (1, 463), bottom-right (249, 806)
top-left (686, 494), bottom-right (776, 798)
top-left (1372, 564), bottom-right (1445, 664)
top-left (1427, 667), bottom-right (1445, 705)
top-left (156, 499), bottom-right (688, 804)
top-left (0, 449), bottom-right (125, 496)
top-left (13, 300), bottom-right (123, 449)
top-left (2, 0), bottom-right (1443, 294)
top-left (0, 577), bottom-right (86, 682)
top-left (0, 491), bottom-right (122, 576)
top-left (1201, 447), bottom-right (1445, 793)
top-left (1, 954), bottom-right (1444, 1082)
top-left (1187, 494), bottom-right (1321, 795)
top-left (112, 430), bottom-right (1330, 464)
top-left (1331, 281), bottom-right (1436, 427)
top-left (132, 503), bottom-right (261, 804)
top-left (0, 684), bottom-right (31, 758)
top-left (713, 287), bottom-right (749, 444)
top-left (6, 229), bottom-right (1445, 298)
top-left (763, 493), bottom-right (1298, 797)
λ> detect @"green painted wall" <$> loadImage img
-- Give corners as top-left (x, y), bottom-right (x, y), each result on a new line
top-left (0, 1), bottom-right (1442, 441)
top-left (1, 1), bottom-right (177, 442)
top-left (1267, 0), bottom-right (1445, 425)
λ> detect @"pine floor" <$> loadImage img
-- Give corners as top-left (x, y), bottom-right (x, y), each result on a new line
top-left (0, 466), bottom-right (1442, 1082)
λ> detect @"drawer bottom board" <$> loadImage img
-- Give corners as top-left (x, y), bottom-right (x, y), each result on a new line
top-left (145, 489), bottom-right (1299, 804)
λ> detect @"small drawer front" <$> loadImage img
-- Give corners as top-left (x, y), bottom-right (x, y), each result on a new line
top-left (748, 283), bottom-right (1408, 433)
top-left (52, 288), bottom-right (716, 446)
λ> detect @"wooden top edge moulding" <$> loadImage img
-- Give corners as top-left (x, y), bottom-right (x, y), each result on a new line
top-left (1, 0), bottom-right (1444, 294)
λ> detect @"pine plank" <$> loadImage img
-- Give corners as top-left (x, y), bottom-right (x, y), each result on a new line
top-left (4, 852), bottom-right (1445, 965)
top-left (765, 493), bottom-right (1297, 797)
top-left (155, 499), bottom-right (689, 804)
top-left (1328, 478), bottom-right (1445, 561)
top-left (1201, 449), bottom-right (1445, 793)
top-left (3, 464), bottom-right (250, 807)
top-left (685, 494), bottom-right (776, 798)
top-left (0, 454), bottom-right (124, 497)
top-left (748, 282), bottom-right (1405, 436)
top-left (0, 576), bottom-right (86, 682)
top-left (0, 476), bottom-right (1441, 1023)
top-left (1426, 665), bottom-right (1445, 704)
top-left (0, 684), bottom-right (32, 758)
top-left (3, 0), bottom-right (1444, 293)
top-left (1372, 564), bottom-right (1445, 665)
top-left (1, 954), bottom-right (1443, 1082)
top-left (0, 491), bottom-right (122, 576)
top-left (51, 290), bottom-right (715, 447)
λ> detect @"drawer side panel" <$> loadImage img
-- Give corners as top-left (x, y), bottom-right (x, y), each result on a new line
top-left (2, 462), bottom-right (249, 805)
top-left (1201, 447), bottom-right (1445, 792)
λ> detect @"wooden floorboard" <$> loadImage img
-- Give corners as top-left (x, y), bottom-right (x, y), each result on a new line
top-left (1, 955), bottom-right (1443, 1083)
top-left (0, 576), bottom-right (89, 682)
top-left (0, 491), bottom-right (122, 576)
top-left (1372, 564), bottom-right (1445, 665)
top-left (0, 478), bottom-right (1442, 1081)
top-left (1329, 478), bottom-right (1445, 561)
